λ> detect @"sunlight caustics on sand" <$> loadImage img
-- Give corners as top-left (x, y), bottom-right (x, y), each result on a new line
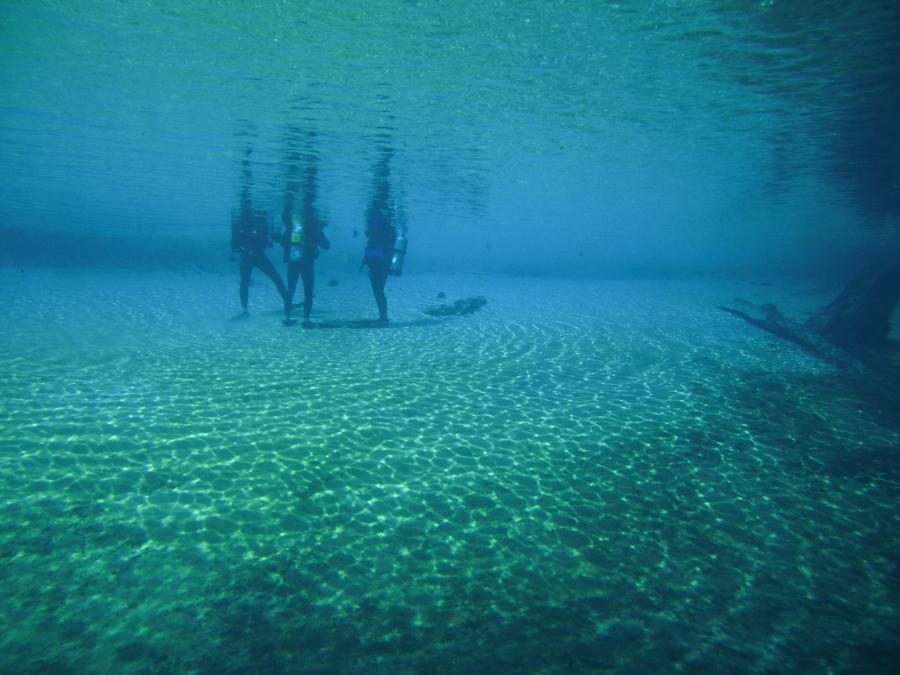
top-left (1, 268), bottom-right (897, 672)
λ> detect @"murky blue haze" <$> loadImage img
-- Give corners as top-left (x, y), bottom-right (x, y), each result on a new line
top-left (1, 1), bottom-right (899, 673)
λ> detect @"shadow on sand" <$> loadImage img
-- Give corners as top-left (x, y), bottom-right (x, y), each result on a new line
top-left (305, 317), bottom-right (446, 330)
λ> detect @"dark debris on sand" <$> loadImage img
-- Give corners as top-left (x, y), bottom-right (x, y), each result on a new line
top-left (423, 296), bottom-right (487, 317)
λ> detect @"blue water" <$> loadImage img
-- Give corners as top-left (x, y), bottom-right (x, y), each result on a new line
top-left (1, 1), bottom-right (899, 673)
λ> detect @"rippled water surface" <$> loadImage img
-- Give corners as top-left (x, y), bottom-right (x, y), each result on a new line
top-left (1, 268), bottom-right (898, 672)
top-left (2, 1), bottom-right (899, 274)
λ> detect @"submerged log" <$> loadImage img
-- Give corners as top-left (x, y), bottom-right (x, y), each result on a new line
top-left (804, 265), bottom-right (900, 350)
top-left (720, 266), bottom-right (900, 374)
top-left (719, 301), bottom-right (865, 373)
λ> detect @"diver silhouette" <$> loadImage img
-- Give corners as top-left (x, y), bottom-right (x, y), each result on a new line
top-left (361, 144), bottom-right (407, 325)
top-left (231, 147), bottom-right (287, 317)
top-left (280, 128), bottom-right (330, 328)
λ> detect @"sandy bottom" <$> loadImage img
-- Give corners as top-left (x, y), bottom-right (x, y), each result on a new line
top-left (1, 266), bottom-right (898, 673)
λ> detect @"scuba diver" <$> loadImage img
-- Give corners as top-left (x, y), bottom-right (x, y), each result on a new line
top-left (361, 144), bottom-right (407, 325)
top-left (231, 147), bottom-right (287, 317)
top-left (280, 130), bottom-right (330, 328)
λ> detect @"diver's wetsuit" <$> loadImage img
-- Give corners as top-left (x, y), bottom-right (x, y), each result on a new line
top-left (362, 143), bottom-right (399, 324)
top-left (364, 223), bottom-right (396, 323)
top-left (283, 221), bottom-right (329, 323)
top-left (232, 209), bottom-right (287, 310)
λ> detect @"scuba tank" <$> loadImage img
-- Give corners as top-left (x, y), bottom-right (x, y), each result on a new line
top-left (389, 204), bottom-right (408, 276)
top-left (389, 225), bottom-right (407, 276)
top-left (288, 215), bottom-right (305, 262)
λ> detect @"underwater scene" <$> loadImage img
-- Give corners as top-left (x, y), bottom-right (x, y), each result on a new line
top-left (1, 1), bottom-right (899, 673)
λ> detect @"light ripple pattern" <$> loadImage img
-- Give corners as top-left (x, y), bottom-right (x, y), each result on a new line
top-left (0, 268), bottom-right (898, 673)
